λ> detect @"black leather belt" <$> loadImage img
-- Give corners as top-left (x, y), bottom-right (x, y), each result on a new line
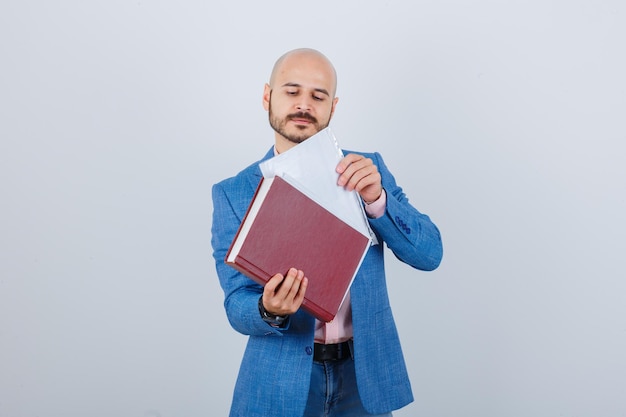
top-left (313, 341), bottom-right (352, 362)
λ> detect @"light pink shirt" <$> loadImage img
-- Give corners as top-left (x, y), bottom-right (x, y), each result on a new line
top-left (314, 190), bottom-right (386, 344)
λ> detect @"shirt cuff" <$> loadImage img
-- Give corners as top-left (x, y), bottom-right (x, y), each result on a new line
top-left (364, 189), bottom-right (386, 219)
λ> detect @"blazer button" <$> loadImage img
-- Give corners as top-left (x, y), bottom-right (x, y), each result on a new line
top-left (305, 346), bottom-right (313, 356)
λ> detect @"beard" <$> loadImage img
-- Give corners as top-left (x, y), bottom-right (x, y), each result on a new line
top-left (268, 99), bottom-right (331, 145)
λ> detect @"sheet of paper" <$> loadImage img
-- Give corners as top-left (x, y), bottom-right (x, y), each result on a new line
top-left (259, 127), bottom-right (377, 245)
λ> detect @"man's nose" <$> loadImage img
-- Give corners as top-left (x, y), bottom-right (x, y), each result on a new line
top-left (295, 97), bottom-right (312, 112)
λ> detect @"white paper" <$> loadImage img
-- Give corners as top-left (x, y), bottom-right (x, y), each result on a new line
top-left (259, 127), bottom-right (377, 245)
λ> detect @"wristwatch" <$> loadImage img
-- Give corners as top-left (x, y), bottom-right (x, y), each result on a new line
top-left (258, 296), bottom-right (288, 326)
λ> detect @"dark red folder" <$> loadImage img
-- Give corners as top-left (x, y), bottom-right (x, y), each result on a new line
top-left (225, 175), bottom-right (370, 322)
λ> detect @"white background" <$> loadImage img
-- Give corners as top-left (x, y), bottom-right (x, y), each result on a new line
top-left (1, 1), bottom-right (625, 416)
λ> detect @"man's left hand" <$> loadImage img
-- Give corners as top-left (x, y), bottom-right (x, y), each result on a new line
top-left (336, 154), bottom-right (382, 204)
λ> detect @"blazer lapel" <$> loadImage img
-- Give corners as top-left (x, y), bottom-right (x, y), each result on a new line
top-left (245, 146), bottom-right (275, 191)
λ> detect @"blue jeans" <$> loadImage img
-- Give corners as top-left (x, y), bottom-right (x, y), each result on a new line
top-left (303, 357), bottom-right (393, 417)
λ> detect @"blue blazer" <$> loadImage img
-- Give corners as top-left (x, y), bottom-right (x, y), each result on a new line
top-left (211, 147), bottom-right (443, 416)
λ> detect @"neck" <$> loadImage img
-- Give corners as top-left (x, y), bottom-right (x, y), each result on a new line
top-left (274, 135), bottom-right (298, 154)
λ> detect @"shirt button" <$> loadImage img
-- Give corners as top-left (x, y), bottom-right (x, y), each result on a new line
top-left (305, 346), bottom-right (313, 355)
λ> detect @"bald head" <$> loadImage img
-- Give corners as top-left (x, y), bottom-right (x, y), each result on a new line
top-left (269, 48), bottom-right (337, 98)
top-left (263, 48), bottom-right (339, 152)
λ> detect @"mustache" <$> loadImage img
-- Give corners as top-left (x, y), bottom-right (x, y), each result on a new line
top-left (287, 112), bottom-right (318, 124)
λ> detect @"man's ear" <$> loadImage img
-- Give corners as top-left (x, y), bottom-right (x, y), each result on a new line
top-left (262, 83), bottom-right (271, 111)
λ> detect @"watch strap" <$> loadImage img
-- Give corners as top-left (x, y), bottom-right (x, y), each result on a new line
top-left (258, 296), bottom-right (288, 326)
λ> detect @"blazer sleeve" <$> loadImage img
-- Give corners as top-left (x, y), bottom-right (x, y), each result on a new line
top-left (211, 181), bottom-right (288, 337)
top-left (367, 152), bottom-right (443, 271)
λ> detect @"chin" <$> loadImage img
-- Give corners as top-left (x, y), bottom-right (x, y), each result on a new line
top-left (287, 129), bottom-right (316, 143)
top-left (286, 135), bottom-right (309, 144)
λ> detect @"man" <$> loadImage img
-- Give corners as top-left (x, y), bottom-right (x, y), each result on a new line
top-left (211, 48), bottom-right (443, 417)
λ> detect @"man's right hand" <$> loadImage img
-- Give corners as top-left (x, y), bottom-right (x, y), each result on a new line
top-left (262, 268), bottom-right (308, 316)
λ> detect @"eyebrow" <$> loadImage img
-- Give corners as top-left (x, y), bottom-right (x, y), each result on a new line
top-left (281, 82), bottom-right (330, 97)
